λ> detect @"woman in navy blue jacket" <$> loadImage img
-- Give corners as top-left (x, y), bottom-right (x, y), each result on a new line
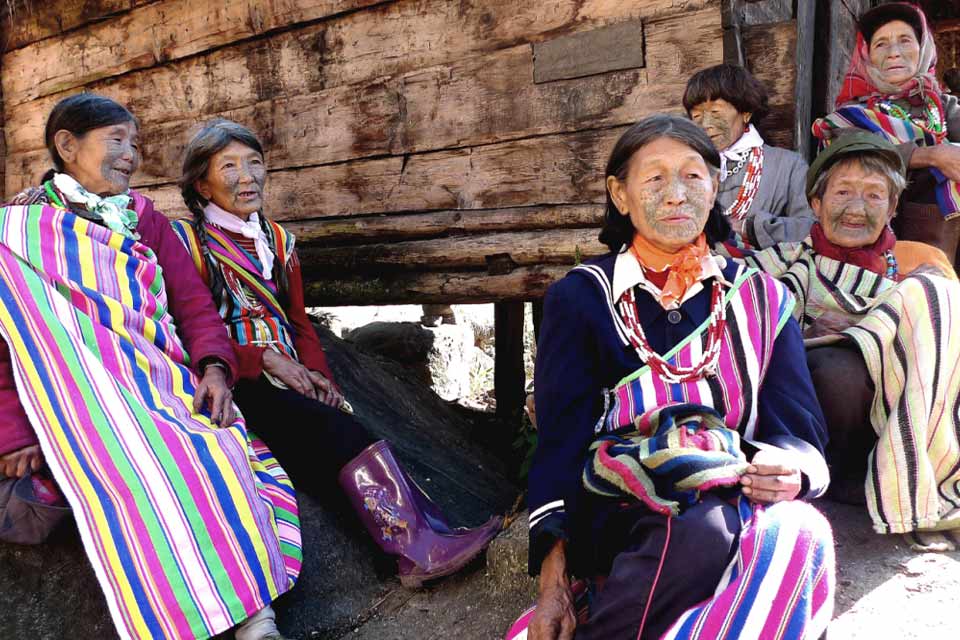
top-left (521, 115), bottom-right (834, 640)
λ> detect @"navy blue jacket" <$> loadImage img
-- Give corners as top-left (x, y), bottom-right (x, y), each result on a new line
top-left (528, 252), bottom-right (829, 576)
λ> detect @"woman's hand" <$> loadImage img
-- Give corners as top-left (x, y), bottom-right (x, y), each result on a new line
top-left (740, 447), bottom-right (803, 504)
top-left (0, 444), bottom-right (43, 478)
top-left (912, 144), bottom-right (960, 182)
top-left (193, 364), bottom-right (236, 426)
top-left (529, 541), bottom-right (576, 640)
top-left (803, 310), bottom-right (856, 339)
top-left (307, 370), bottom-right (344, 408)
top-left (262, 349), bottom-right (318, 400)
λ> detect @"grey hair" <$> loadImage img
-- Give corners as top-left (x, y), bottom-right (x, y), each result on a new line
top-left (177, 118), bottom-right (287, 301)
top-left (809, 152), bottom-right (907, 204)
top-left (179, 118), bottom-right (265, 216)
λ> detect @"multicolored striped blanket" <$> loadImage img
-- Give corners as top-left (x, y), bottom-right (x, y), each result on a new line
top-left (812, 103), bottom-right (960, 220)
top-left (0, 205), bottom-right (301, 639)
top-left (583, 403), bottom-right (749, 516)
top-left (746, 242), bottom-right (960, 535)
top-left (504, 498), bottom-right (835, 640)
top-left (661, 498), bottom-right (835, 639)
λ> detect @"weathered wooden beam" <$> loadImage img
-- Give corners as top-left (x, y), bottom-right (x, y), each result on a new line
top-left (2, 0), bottom-right (714, 116)
top-left (285, 205), bottom-right (603, 246)
top-left (1, 0), bottom-right (384, 107)
top-left (533, 19), bottom-right (645, 84)
top-left (297, 229), bottom-right (604, 273)
top-left (12, 125), bottom-right (624, 221)
top-left (301, 265), bottom-right (571, 306)
top-left (1, 0), bottom-right (154, 53)
top-left (494, 301), bottom-right (526, 427)
top-left (3, 2), bottom-right (722, 186)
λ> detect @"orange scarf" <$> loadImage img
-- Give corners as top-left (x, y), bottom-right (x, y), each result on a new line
top-left (629, 233), bottom-right (710, 308)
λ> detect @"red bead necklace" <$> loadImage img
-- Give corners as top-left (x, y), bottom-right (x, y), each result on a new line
top-left (618, 280), bottom-right (728, 383)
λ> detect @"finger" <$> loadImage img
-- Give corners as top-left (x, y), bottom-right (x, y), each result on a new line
top-left (210, 389), bottom-right (223, 425)
top-left (15, 455), bottom-right (29, 478)
top-left (222, 394), bottom-right (236, 425)
top-left (322, 389), bottom-right (338, 407)
top-left (193, 383), bottom-right (206, 413)
top-left (748, 475), bottom-right (798, 494)
top-left (301, 373), bottom-right (317, 400)
top-left (559, 614), bottom-right (577, 640)
top-left (742, 486), bottom-right (783, 503)
top-left (750, 462), bottom-right (792, 476)
top-left (310, 372), bottom-right (330, 391)
top-left (31, 454), bottom-right (42, 472)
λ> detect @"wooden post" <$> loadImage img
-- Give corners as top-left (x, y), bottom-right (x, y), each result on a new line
top-left (532, 299), bottom-right (544, 345)
top-left (794, 0), bottom-right (816, 160)
top-left (494, 301), bottom-right (525, 432)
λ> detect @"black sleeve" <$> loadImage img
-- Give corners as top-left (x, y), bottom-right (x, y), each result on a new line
top-left (528, 277), bottom-right (604, 575)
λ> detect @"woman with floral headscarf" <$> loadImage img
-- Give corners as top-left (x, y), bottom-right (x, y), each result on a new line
top-left (813, 2), bottom-right (960, 274)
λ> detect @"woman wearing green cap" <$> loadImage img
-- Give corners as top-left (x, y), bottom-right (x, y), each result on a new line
top-left (745, 132), bottom-right (960, 549)
top-left (813, 2), bottom-right (960, 274)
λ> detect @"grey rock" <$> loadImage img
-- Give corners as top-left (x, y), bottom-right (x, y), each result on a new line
top-left (344, 321), bottom-right (474, 401)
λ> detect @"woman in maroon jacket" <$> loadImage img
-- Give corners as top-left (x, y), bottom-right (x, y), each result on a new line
top-left (0, 96), bottom-right (236, 485)
top-left (172, 118), bottom-right (502, 590)
top-left (0, 95), bottom-right (308, 640)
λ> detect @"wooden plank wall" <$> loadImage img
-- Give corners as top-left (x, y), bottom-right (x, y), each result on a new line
top-left (731, 0), bottom-right (814, 154)
top-left (0, 0), bottom-right (811, 306)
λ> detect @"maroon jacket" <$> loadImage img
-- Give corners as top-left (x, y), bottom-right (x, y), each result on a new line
top-left (0, 192), bottom-right (238, 456)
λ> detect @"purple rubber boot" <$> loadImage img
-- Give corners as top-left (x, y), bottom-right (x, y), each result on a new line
top-left (338, 440), bottom-right (503, 588)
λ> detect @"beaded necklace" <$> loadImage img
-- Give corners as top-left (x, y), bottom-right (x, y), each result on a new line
top-left (875, 94), bottom-right (945, 138)
top-left (617, 280), bottom-right (728, 384)
top-left (724, 153), bottom-right (748, 178)
top-left (723, 146), bottom-right (764, 221)
top-left (884, 249), bottom-right (898, 280)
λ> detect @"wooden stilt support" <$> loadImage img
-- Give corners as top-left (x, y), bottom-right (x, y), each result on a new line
top-left (532, 299), bottom-right (544, 346)
top-left (494, 301), bottom-right (526, 432)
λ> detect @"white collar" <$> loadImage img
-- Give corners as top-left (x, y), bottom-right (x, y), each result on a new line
top-left (720, 125), bottom-right (765, 180)
top-left (612, 247), bottom-right (728, 310)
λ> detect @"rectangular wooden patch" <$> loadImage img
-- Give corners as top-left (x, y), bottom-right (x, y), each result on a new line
top-left (534, 20), bottom-right (645, 84)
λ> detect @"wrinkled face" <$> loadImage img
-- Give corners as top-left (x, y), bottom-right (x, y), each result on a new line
top-left (869, 20), bottom-right (921, 87)
top-left (195, 140), bottom-right (267, 219)
top-left (811, 160), bottom-right (897, 248)
top-left (607, 136), bottom-right (718, 253)
top-left (688, 98), bottom-right (750, 151)
top-left (57, 121), bottom-right (139, 196)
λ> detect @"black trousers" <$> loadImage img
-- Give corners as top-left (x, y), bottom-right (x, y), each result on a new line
top-left (806, 344), bottom-right (877, 496)
top-left (576, 495), bottom-right (740, 640)
top-left (234, 377), bottom-right (377, 496)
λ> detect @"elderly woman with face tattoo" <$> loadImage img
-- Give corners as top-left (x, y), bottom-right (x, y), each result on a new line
top-left (506, 115), bottom-right (834, 640)
top-left (170, 119), bottom-right (502, 603)
top-left (814, 3), bottom-right (960, 274)
top-left (683, 64), bottom-right (815, 249)
top-left (0, 95), bottom-right (303, 640)
top-left (745, 132), bottom-right (960, 549)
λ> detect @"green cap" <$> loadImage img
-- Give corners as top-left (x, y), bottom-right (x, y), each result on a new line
top-left (806, 130), bottom-right (905, 197)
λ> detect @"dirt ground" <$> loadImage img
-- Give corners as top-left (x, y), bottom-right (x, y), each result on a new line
top-left (335, 501), bottom-right (959, 640)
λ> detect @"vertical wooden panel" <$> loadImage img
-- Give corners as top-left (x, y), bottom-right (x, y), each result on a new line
top-left (793, 0), bottom-right (815, 159)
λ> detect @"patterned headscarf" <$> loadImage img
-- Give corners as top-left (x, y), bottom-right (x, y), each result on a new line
top-left (836, 3), bottom-right (941, 107)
